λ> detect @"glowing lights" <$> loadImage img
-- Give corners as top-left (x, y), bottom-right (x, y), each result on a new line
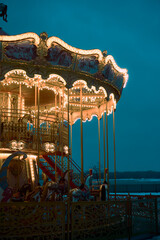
top-left (17, 141), bottom-right (25, 150)
top-left (104, 55), bottom-right (129, 88)
top-left (0, 32), bottom-right (128, 89)
top-left (3, 70), bottom-right (66, 96)
top-left (72, 80), bottom-right (107, 97)
top-left (29, 158), bottom-right (35, 181)
top-left (10, 140), bottom-right (17, 151)
top-left (44, 142), bottom-right (55, 153)
top-left (64, 145), bottom-right (69, 155)
top-left (9, 140), bottom-right (25, 151)
top-left (0, 32), bottom-right (40, 46)
top-left (47, 37), bottom-right (103, 61)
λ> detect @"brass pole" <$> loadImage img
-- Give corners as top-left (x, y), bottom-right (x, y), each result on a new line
top-left (67, 88), bottom-right (70, 191)
top-left (55, 93), bottom-right (57, 116)
top-left (59, 91), bottom-right (61, 145)
top-left (106, 101), bottom-right (109, 200)
top-left (80, 84), bottom-right (84, 184)
top-left (61, 87), bottom-right (64, 176)
top-left (67, 87), bottom-right (70, 240)
top-left (37, 81), bottom-right (40, 183)
top-left (113, 107), bottom-right (116, 200)
top-left (35, 85), bottom-right (37, 143)
top-left (55, 153), bottom-right (57, 181)
top-left (19, 84), bottom-right (22, 116)
top-left (55, 93), bottom-right (57, 181)
top-left (103, 112), bottom-right (106, 181)
top-left (98, 118), bottom-right (101, 184)
top-left (70, 123), bottom-right (72, 160)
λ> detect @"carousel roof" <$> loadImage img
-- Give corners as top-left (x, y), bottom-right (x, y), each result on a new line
top-left (0, 31), bottom-right (128, 103)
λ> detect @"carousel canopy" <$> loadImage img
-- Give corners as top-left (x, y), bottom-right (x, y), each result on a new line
top-left (0, 31), bottom-right (128, 104)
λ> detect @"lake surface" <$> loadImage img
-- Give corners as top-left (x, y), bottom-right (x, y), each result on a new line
top-left (93, 178), bottom-right (160, 193)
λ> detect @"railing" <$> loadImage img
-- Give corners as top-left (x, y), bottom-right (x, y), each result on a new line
top-left (0, 201), bottom-right (66, 240)
top-left (0, 198), bottom-right (159, 240)
top-left (47, 155), bottom-right (86, 187)
top-left (0, 108), bottom-right (68, 151)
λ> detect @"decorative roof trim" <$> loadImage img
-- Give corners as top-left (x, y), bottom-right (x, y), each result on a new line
top-left (105, 55), bottom-right (129, 88)
top-left (0, 32), bottom-right (40, 46)
top-left (47, 36), bottom-right (103, 60)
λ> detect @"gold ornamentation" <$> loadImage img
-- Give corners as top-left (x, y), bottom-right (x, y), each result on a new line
top-left (36, 32), bottom-right (48, 59)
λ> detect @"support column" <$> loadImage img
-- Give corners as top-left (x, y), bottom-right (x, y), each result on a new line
top-left (59, 90), bottom-right (62, 145)
top-left (67, 88), bottom-right (70, 240)
top-left (37, 82), bottom-right (40, 183)
top-left (70, 122), bottom-right (72, 159)
top-left (55, 93), bottom-right (57, 116)
top-left (106, 101), bottom-right (109, 200)
top-left (98, 118), bottom-right (101, 184)
top-left (113, 107), bottom-right (116, 199)
top-left (80, 84), bottom-right (84, 184)
top-left (103, 112), bottom-right (106, 181)
top-left (19, 84), bottom-right (22, 117)
top-left (55, 93), bottom-right (57, 181)
top-left (67, 88), bottom-right (70, 191)
top-left (34, 85), bottom-right (37, 143)
top-left (61, 87), bottom-right (64, 176)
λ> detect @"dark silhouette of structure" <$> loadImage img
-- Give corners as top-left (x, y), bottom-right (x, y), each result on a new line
top-left (0, 3), bottom-right (7, 22)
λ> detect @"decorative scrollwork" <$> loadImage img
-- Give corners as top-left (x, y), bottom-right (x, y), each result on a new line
top-left (36, 32), bottom-right (48, 59)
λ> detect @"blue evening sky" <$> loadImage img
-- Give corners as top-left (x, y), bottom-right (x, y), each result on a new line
top-left (0, 0), bottom-right (160, 172)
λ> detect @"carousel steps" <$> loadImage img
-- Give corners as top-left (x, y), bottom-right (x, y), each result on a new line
top-left (49, 155), bottom-right (81, 187)
top-left (39, 159), bottom-right (55, 181)
top-left (42, 155), bottom-right (81, 188)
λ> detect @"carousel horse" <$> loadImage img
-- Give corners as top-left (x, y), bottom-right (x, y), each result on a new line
top-left (25, 185), bottom-right (42, 202)
top-left (0, 3), bottom-right (7, 22)
top-left (69, 175), bottom-right (94, 202)
top-left (1, 187), bottom-right (13, 202)
top-left (40, 170), bottom-right (73, 201)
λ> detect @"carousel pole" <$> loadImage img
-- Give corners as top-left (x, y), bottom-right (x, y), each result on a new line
top-left (61, 87), bottom-right (64, 176)
top-left (67, 88), bottom-right (70, 191)
top-left (98, 117), bottom-right (101, 184)
top-left (103, 111), bottom-right (106, 182)
top-left (59, 90), bottom-right (62, 148)
top-left (70, 124), bottom-right (72, 158)
top-left (55, 93), bottom-right (57, 181)
top-left (67, 87), bottom-right (70, 240)
top-left (106, 101), bottom-right (109, 200)
top-left (70, 120), bottom-right (72, 160)
top-left (80, 83), bottom-right (84, 184)
top-left (35, 85), bottom-right (37, 144)
top-left (37, 80), bottom-right (40, 183)
top-left (19, 83), bottom-right (22, 117)
top-left (113, 106), bottom-right (116, 200)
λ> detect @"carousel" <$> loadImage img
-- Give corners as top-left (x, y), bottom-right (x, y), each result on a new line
top-left (0, 31), bottom-right (128, 200)
top-left (0, 30), bottom-right (159, 240)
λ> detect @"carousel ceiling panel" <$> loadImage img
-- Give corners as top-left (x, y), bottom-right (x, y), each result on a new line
top-left (5, 41), bottom-right (37, 61)
top-left (46, 43), bottom-right (73, 67)
top-left (0, 32), bottom-right (128, 101)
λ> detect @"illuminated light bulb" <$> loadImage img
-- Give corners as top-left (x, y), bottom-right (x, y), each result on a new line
top-left (10, 140), bottom-right (17, 150)
top-left (64, 145), bottom-right (68, 155)
top-left (17, 141), bottom-right (25, 150)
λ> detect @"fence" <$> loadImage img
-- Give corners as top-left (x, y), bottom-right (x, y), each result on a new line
top-left (0, 198), bottom-right (159, 240)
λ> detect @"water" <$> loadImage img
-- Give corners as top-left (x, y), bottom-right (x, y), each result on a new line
top-left (93, 178), bottom-right (160, 193)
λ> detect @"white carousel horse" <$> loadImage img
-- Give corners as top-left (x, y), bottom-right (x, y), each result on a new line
top-left (69, 175), bottom-right (94, 202)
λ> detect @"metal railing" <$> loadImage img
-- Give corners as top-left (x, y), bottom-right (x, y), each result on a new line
top-left (0, 108), bottom-right (68, 151)
top-left (0, 198), bottom-right (159, 240)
